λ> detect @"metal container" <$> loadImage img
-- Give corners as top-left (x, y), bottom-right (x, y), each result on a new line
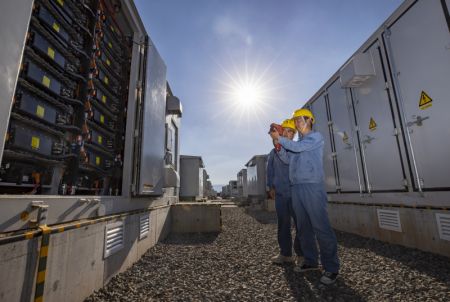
top-left (304, 0), bottom-right (450, 256)
top-left (0, 0), bottom-right (183, 232)
top-left (179, 155), bottom-right (204, 200)
top-left (245, 155), bottom-right (268, 199)
top-left (237, 168), bottom-right (248, 197)
top-left (229, 180), bottom-right (238, 198)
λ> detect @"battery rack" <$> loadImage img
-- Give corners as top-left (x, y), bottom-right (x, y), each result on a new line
top-left (0, 0), bottom-right (131, 195)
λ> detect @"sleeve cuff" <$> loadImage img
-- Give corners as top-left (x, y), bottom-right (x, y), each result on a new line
top-left (278, 136), bottom-right (288, 146)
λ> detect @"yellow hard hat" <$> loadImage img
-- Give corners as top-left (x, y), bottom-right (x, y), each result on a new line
top-left (292, 108), bottom-right (315, 124)
top-left (281, 119), bottom-right (296, 131)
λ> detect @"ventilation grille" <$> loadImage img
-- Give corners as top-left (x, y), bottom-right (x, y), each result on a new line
top-left (104, 221), bottom-right (124, 258)
top-left (436, 213), bottom-right (450, 241)
top-left (139, 214), bottom-right (150, 240)
top-left (377, 209), bottom-right (402, 232)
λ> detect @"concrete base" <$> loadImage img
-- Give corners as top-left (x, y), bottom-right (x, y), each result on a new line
top-left (171, 203), bottom-right (222, 233)
top-left (0, 205), bottom-right (171, 302)
top-left (328, 203), bottom-right (450, 258)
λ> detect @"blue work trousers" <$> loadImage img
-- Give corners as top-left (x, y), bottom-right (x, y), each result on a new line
top-left (291, 183), bottom-right (340, 273)
top-left (275, 193), bottom-right (302, 257)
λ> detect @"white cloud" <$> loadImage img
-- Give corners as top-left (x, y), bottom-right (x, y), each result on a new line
top-left (213, 16), bottom-right (253, 46)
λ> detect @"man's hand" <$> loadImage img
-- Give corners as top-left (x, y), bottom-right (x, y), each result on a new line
top-left (269, 129), bottom-right (280, 140)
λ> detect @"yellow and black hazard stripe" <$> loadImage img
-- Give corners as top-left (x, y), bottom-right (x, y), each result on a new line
top-left (34, 225), bottom-right (51, 302)
top-left (0, 204), bottom-right (171, 247)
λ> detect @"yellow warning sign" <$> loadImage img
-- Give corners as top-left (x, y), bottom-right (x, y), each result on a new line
top-left (369, 117), bottom-right (377, 131)
top-left (342, 131), bottom-right (349, 144)
top-left (47, 47), bottom-right (55, 60)
top-left (96, 156), bottom-right (101, 165)
top-left (100, 115), bottom-right (105, 124)
top-left (419, 91), bottom-right (432, 110)
top-left (52, 22), bottom-right (60, 33)
top-left (102, 95), bottom-right (107, 103)
top-left (31, 136), bottom-right (40, 149)
top-left (42, 75), bottom-right (51, 88)
top-left (98, 135), bottom-right (103, 144)
top-left (36, 105), bottom-right (45, 118)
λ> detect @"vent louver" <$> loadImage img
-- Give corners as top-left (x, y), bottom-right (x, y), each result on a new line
top-left (104, 221), bottom-right (124, 258)
top-left (377, 209), bottom-right (402, 232)
top-left (139, 214), bottom-right (150, 240)
top-left (436, 213), bottom-right (450, 241)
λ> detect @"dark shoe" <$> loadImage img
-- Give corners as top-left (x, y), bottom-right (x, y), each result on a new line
top-left (293, 263), bottom-right (319, 272)
top-left (320, 271), bottom-right (338, 285)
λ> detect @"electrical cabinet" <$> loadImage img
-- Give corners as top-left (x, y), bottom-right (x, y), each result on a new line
top-left (0, 0), bottom-right (132, 195)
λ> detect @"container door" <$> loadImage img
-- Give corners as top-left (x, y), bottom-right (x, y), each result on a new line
top-left (310, 93), bottom-right (337, 192)
top-left (327, 79), bottom-right (363, 192)
top-left (0, 0), bottom-right (34, 162)
top-left (257, 157), bottom-right (267, 196)
top-left (352, 43), bottom-right (406, 191)
top-left (386, 0), bottom-right (450, 189)
top-left (199, 168), bottom-right (204, 198)
top-left (137, 38), bottom-right (167, 195)
top-left (247, 164), bottom-right (257, 195)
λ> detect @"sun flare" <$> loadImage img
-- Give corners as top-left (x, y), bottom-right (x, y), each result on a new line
top-left (213, 58), bottom-right (283, 127)
top-left (231, 80), bottom-right (263, 110)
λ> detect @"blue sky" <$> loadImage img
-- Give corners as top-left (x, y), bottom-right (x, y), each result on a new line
top-left (135, 0), bottom-right (403, 186)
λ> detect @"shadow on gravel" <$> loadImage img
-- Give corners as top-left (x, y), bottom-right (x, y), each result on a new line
top-left (163, 232), bottom-right (220, 245)
top-left (282, 265), bottom-right (366, 302)
top-left (244, 207), bottom-right (278, 224)
top-left (335, 231), bottom-right (450, 285)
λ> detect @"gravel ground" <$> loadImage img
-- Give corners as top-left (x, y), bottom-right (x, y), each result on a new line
top-left (86, 207), bottom-right (450, 302)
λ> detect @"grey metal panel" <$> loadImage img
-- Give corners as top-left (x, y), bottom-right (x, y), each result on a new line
top-left (327, 80), bottom-right (363, 192)
top-left (237, 169), bottom-right (248, 197)
top-left (387, 0), bottom-right (450, 189)
top-left (310, 93), bottom-right (337, 192)
top-left (352, 44), bottom-right (406, 191)
top-left (198, 168), bottom-right (204, 198)
top-left (179, 157), bottom-right (201, 197)
top-left (180, 155), bottom-right (204, 198)
top-left (0, 0), bottom-right (34, 163)
top-left (246, 156), bottom-right (267, 196)
top-left (167, 96), bottom-right (182, 116)
top-left (138, 40), bottom-right (167, 195)
top-left (246, 165), bottom-right (258, 196)
top-left (242, 169), bottom-right (248, 197)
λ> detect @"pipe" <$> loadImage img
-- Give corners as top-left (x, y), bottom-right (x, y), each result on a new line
top-left (0, 204), bottom-right (170, 246)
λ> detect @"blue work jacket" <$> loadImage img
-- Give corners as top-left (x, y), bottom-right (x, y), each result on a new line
top-left (277, 131), bottom-right (325, 184)
top-left (266, 148), bottom-right (291, 197)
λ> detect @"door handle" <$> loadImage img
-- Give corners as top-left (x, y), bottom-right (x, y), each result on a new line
top-left (362, 135), bottom-right (375, 144)
top-left (407, 115), bottom-right (429, 127)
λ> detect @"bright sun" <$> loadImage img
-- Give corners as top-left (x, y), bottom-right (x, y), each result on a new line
top-left (231, 81), bottom-right (263, 110)
top-left (214, 60), bottom-right (280, 127)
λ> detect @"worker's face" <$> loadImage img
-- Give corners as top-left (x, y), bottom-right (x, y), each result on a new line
top-left (282, 128), bottom-right (296, 140)
top-left (294, 116), bottom-right (311, 135)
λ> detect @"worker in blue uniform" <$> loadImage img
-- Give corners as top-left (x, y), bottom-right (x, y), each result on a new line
top-left (267, 119), bottom-right (303, 264)
top-left (269, 108), bottom-right (340, 285)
